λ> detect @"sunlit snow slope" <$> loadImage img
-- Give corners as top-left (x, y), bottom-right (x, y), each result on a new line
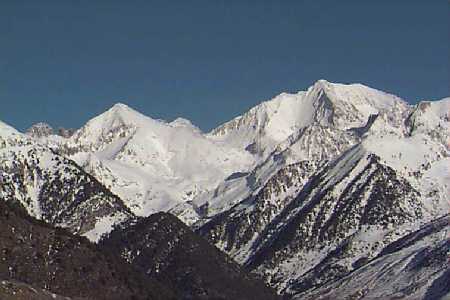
top-left (46, 103), bottom-right (254, 216)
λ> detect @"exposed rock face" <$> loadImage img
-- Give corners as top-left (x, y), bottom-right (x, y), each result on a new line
top-left (248, 151), bottom-right (424, 294)
top-left (26, 123), bottom-right (54, 138)
top-left (299, 215), bottom-right (450, 300)
top-left (197, 160), bottom-right (320, 263)
top-left (198, 145), bottom-right (433, 297)
top-left (26, 123), bottom-right (75, 139)
top-left (56, 127), bottom-right (75, 138)
top-left (101, 212), bottom-right (280, 300)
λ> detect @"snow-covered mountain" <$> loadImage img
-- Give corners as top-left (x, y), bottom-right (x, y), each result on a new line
top-left (0, 121), bottom-right (132, 242)
top-left (191, 84), bottom-right (449, 298)
top-left (175, 81), bottom-right (447, 226)
top-left (2, 79), bottom-right (448, 299)
top-left (26, 122), bottom-right (54, 138)
top-left (46, 103), bottom-right (255, 216)
top-left (299, 215), bottom-right (450, 300)
top-left (208, 80), bottom-right (408, 157)
top-left (0, 122), bottom-right (279, 299)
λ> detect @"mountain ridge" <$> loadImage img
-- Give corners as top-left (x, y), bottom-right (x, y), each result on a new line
top-left (1, 79), bottom-right (448, 299)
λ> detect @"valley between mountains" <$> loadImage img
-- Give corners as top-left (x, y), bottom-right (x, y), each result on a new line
top-left (1, 80), bottom-right (449, 299)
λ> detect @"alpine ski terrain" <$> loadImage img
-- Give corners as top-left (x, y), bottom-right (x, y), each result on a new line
top-left (0, 79), bottom-right (448, 299)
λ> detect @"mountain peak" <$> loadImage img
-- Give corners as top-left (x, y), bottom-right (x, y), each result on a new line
top-left (110, 102), bottom-right (132, 111)
top-left (170, 117), bottom-right (201, 132)
top-left (26, 122), bottom-right (54, 138)
top-left (106, 102), bottom-right (144, 118)
top-left (67, 102), bottom-right (155, 149)
top-left (314, 78), bottom-right (332, 87)
top-left (306, 80), bottom-right (407, 115)
top-left (309, 79), bottom-right (336, 93)
top-left (96, 102), bottom-right (155, 127)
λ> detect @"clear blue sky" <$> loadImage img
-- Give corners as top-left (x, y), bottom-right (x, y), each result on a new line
top-left (1, 1), bottom-right (449, 132)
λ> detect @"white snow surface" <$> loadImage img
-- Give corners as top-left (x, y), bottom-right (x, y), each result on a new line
top-left (208, 80), bottom-right (407, 156)
top-left (83, 214), bottom-right (128, 242)
top-left (0, 120), bottom-right (20, 137)
top-left (63, 103), bottom-right (255, 216)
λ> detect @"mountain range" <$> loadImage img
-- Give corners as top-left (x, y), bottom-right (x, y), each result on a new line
top-left (1, 79), bottom-right (448, 299)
